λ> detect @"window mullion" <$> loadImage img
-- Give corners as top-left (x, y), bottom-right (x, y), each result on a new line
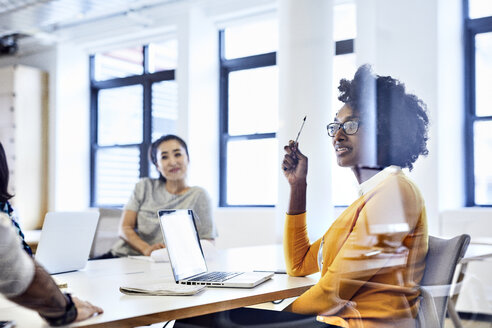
top-left (141, 81), bottom-right (152, 178)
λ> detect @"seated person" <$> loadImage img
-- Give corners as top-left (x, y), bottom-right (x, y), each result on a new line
top-left (0, 142), bottom-right (32, 256)
top-left (281, 65), bottom-right (429, 327)
top-left (103, 134), bottom-right (217, 258)
top-left (1, 212), bottom-right (103, 326)
top-left (174, 65), bottom-right (429, 328)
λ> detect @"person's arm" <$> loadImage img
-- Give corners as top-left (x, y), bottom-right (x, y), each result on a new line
top-left (282, 140), bottom-right (323, 277)
top-left (283, 212), bottom-right (321, 277)
top-left (9, 261), bottom-right (103, 325)
top-left (1, 214), bottom-right (102, 325)
top-left (118, 209), bottom-right (164, 256)
top-left (193, 188), bottom-right (216, 241)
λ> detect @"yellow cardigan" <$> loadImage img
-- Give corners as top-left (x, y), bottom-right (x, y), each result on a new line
top-left (284, 170), bottom-right (428, 326)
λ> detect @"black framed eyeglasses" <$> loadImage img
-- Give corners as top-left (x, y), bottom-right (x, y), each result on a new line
top-left (326, 120), bottom-right (360, 137)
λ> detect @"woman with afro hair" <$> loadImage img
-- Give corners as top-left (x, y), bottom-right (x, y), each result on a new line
top-left (281, 64), bottom-right (430, 327)
top-left (173, 65), bottom-right (430, 328)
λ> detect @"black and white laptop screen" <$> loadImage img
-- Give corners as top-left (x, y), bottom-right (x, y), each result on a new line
top-left (158, 209), bottom-right (207, 282)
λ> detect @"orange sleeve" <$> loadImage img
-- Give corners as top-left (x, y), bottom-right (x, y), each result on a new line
top-left (283, 212), bottom-right (321, 277)
top-left (286, 174), bottom-right (427, 317)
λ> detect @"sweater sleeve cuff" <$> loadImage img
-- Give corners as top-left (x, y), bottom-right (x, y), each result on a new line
top-left (285, 212), bottom-right (307, 228)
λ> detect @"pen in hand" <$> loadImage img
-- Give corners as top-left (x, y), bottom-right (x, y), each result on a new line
top-left (283, 116), bottom-right (306, 171)
top-left (295, 115), bottom-right (307, 144)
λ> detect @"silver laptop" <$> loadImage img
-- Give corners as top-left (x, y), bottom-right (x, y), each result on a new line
top-left (158, 209), bottom-right (273, 288)
top-left (35, 211), bottom-right (100, 274)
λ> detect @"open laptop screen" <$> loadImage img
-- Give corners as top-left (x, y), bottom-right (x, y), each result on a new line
top-left (35, 211), bottom-right (99, 274)
top-left (158, 209), bottom-right (207, 282)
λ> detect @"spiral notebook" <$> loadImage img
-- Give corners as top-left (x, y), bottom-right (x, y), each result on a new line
top-left (120, 280), bottom-right (205, 296)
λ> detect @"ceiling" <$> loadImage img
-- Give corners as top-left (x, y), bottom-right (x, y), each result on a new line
top-left (0, 0), bottom-right (183, 53)
top-left (0, 0), bottom-right (276, 55)
top-left (0, 0), bottom-right (182, 36)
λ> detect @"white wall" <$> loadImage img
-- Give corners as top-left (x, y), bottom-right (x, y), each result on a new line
top-left (51, 43), bottom-right (91, 211)
top-left (277, 0), bottom-right (335, 242)
top-left (214, 207), bottom-right (277, 249)
top-left (178, 4), bottom-right (220, 206)
top-left (0, 44), bottom-right (90, 212)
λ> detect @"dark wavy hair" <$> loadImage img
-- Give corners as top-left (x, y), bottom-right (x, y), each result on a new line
top-left (0, 142), bottom-right (14, 202)
top-left (149, 134), bottom-right (189, 182)
top-left (338, 65), bottom-right (429, 171)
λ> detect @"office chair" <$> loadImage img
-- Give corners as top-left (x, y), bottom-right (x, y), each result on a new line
top-left (175, 235), bottom-right (470, 328)
top-left (416, 234), bottom-right (470, 328)
top-left (89, 207), bottom-right (123, 259)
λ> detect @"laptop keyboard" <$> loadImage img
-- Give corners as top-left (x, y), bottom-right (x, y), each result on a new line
top-left (189, 271), bottom-right (241, 282)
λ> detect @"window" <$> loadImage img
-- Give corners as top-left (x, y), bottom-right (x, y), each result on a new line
top-left (219, 19), bottom-right (278, 207)
top-left (219, 4), bottom-right (357, 207)
top-left (90, 40), bottom-right (177, 207)
top-left (464, 0), bottom-right (492, 206)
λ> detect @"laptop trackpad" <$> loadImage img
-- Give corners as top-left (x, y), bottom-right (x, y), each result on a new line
top-left (226, 272), bottom-right (274, 288)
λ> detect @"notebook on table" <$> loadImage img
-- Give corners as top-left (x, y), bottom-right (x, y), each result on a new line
top-left (35, 211), bottom-right (100, 274)
top-left (158, 209), bottom-right (273, 288)
top-left (119, 280), bottom-right (205, 296)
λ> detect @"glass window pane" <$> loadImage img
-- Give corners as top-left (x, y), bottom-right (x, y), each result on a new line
top-left (474, 121), bottom-right (492, 205)
top-left (331, 53), bottom-right (358, 206)
top-left (94, 47), bottom-right (143, 80)
top-left (227, 138), bottom-right (278, 205)
top-left (95, 147), bottom-right (140, 206)
top-left (152, 80), bottom-right (178, 141)
top-left (224, 18), bottom-right (278, 59)
top-left (475, 33), bottom-right (492, 117)
top-left (148, 39), bottom-right (178, 73)
top-left (334, 2), bottom-right (357, 41)
top-left (98, 85), bottom-right (143, 146)
top-left (331, 164), bottom-right (360, 206)
top-left (228, 66), bottom-right (278, 135)
top-left (469, 0), bottom-right (492, 19)
top-left (331, 53), bottom-right (357, 118)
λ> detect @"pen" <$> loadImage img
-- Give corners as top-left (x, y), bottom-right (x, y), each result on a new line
top-left (294, 115), bottom-right (307, 144)
top-left (254, 270), bottom-right (287, 274)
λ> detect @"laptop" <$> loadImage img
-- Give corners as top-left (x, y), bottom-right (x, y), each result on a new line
top-left (35, 211), bottom-right (100, 274)
top-left (158, 209), bottom-right (273, 288)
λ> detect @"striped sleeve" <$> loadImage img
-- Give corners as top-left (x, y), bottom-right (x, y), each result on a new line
top-left (0, 213), bottom-right (35, 297)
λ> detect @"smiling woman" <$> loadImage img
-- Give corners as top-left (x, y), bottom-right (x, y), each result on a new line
top-left (280, 65), bottom-right (431, 327)
top-left (94, 135), bottom-right (217, 259)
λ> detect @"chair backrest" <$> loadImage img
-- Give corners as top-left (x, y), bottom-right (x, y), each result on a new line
top-left (89, 207), bottom-right (123, 259)
top-left (417, 234), bottom-right (470, 327)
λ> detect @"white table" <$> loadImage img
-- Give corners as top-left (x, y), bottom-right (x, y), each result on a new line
top-left (0, 245), bottom-right (318, 328)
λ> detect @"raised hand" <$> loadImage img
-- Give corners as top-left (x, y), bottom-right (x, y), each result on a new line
top-left (282, 140), bottom-right (308, 186)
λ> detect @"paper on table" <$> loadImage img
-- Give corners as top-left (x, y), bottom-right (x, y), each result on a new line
top-left (127, 249), bottom-right (169, 263)
top-left (127, 255), bottom-right (156, 262)
top-left (52, 276), bottom-right (69, 291)
top-left (120, 281), bottom-right (205, 296)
